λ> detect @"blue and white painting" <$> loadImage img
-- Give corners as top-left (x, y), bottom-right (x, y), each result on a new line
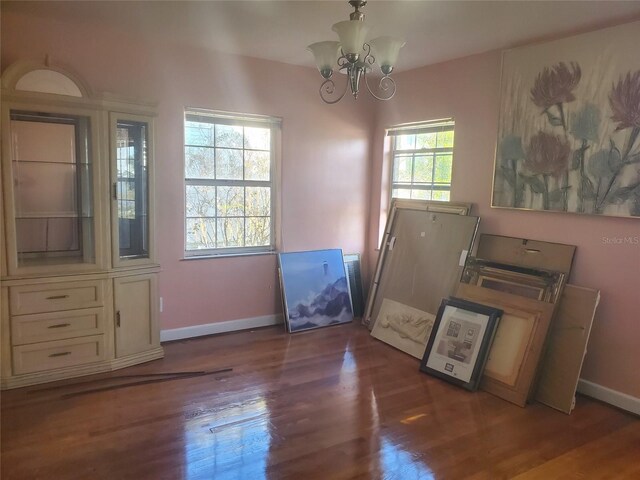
top-left (278, 249), bottom-right (353, 333)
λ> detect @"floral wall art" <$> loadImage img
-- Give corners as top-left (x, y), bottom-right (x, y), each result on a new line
top-left (493, 22), bottom-right (640, 218)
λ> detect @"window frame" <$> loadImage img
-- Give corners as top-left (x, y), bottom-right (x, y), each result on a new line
top-left (388, 119), bottom-right (455, 204)
top-left (183, 108), bottom-right (281, 258)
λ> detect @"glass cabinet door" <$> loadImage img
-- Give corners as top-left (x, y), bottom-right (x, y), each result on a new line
top-left (9, 111), bottom-right (96, 269)
top-left (112, 114), bottom-right (153, 265)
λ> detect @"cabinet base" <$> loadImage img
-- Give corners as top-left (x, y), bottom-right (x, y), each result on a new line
top-left (0, 346), bottom-right (164, 390)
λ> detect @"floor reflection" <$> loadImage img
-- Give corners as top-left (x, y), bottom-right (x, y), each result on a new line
top-left (183, 332), bottom-right (436, 479)
top-left (368, 360), bottom-right (435, 480)
top-left (184, 395), bottom-right (272, 480)
top-left (380, 437), bottom-right (435, 480)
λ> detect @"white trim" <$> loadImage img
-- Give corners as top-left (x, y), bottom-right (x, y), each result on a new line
top-left (160, 314), bottom-right (283, 342)
top-left (577, 379), bottom-right (640, 416)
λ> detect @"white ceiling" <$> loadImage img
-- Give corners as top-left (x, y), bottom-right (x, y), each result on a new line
top-left (4, 1), bottom-right (640, 72)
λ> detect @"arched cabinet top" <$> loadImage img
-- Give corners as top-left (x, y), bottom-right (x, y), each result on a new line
top-left (1, 59), bottom-right (92, 98)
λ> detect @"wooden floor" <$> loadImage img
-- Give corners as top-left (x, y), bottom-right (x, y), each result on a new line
top-left (2, 322), bottom-right (639, 479)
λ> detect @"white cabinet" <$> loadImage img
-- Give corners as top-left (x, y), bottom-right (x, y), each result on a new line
top-left (0, 61), bottom-right (163, 389)
top-left (114, 274), bottom-right (159, 358)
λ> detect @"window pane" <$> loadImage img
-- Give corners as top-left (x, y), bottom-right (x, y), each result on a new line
top-left (117, 181), bottom-right (135, 202)
top-left (433, 190), bottom-right (451, 201)
top-left (437, 130), bottom-right (454, 148)
top-left (246, 217), bottom-right (270, 247)
top-left (392, 154), bottom-right (412, 183)
top-left (217, 186), bottom-right (244, 217)
top-left (395, 134), bottom-right (415, 150)
top-left (215, 124), bottom-right (243, 148)
top-left (390, 122), bottom-right (454, 205)
top-left (185, 121), bottom-right (214, 147)
top-left (217, 218), bottom-right (244, 248)
top-left (185, 146), bottom-right (215, 179)
top-left (411, 189), bottom-right (432, 200)
top-left (392, 188), bottom-right (411, 199)
top-left (246, 187), bottom-right (270, 217)
top-left (244, 127), bottom-right (270, 150)
top-left (434, 155), bottom-right (453, 183)
top-left (245, 151), bottom-right (270, 181)
top-left (416, 132), bottom-right (437, 149)
top-left (216, 148), bottom-right (243, 180)
top-left (184, 110), bottom-right (278, 254)
top-left (119, 200), bottom-right (135, 219)
top-left (186, 218), bottom-right (216, 250)
top-left (186, 185), bottom-right (216, 216)
top-left (413, 154), bottom-right (433, 183)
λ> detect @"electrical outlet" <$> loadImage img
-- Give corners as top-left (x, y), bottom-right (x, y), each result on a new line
top-left (159, 296), bottom-right (163, 313)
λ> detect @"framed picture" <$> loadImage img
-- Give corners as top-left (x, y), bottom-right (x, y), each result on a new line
top-left (461, 257), bottom-right (565, 304)
top-left (278, 249), bottom-right (353, 333)
top-left (455, 283), bottom-right (556, 406)
top-left (492, 21), bottom-right (640, 218)
top-left (420, 297), bottom-right (502, 391)
top-left (363, 198), bottom-right (478, 330)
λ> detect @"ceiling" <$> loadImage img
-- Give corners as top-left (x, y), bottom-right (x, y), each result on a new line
top-left (4, 1), bottom-right (640, 72)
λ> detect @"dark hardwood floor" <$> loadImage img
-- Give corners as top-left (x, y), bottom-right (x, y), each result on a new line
top-left (2, 322), bottom-right (638, 479)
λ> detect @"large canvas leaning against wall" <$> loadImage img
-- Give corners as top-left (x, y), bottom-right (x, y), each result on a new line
top-left (492, 21), bottom-right (640, 218)
top-left (278, 249), bottom-right (353, 333)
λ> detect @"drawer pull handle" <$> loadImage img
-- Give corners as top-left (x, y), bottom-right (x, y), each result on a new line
top-left (46, 295), bottom-right (70, 300)
top-left (48, 323), bottom-right (71, 329)
top-left (49, 351), bottom-right (72, 358)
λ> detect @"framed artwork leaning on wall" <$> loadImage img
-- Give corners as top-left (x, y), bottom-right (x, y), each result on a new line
top-left (420, 297), bottom-right (502, 391)
top-left (278, 249), bottom-right (353, 333)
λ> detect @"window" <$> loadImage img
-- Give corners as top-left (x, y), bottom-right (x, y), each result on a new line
top-left (388, 119), bottom-right (454, 201)
top-left (184, 109), bottom-right (280, 256)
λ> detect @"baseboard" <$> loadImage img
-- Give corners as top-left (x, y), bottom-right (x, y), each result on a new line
top-left (160, 314), bottom-right (284, 343)
top-left (577, 379), bottom-right (640, 416)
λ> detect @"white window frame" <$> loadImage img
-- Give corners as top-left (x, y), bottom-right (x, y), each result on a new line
top-left (388, 118), bottom-right (455, 203)
top-left (183, 108), bottom-right (281, 257)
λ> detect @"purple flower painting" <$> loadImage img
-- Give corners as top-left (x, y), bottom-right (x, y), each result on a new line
top-left (493, 21), bottom-right (640, 218)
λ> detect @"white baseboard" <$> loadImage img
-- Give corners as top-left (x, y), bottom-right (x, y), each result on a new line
top-left (577, 379), bottom-right (640, 416)
top-left (161, 314), bottom-right (283, 343)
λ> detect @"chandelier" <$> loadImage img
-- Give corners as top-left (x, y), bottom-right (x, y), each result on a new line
top-left (307, 0), bottom-right (405, 104)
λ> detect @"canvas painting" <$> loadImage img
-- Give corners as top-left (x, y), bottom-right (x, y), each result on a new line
top-left (278, 249), bottom-right (353, 333)
top-left (493, 21), bottom-right (640, 218)
top-left (371, 298), bottom-right (435, 359)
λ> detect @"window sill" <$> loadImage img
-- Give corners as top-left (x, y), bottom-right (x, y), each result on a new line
top-left (181, 250), bottom-right (277, 261)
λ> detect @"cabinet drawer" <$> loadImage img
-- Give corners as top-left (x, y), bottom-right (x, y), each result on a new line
top-left (12, 335), bottom-right (106, 375)
top-left (11, 308), bottom-right (105, 346)
top-left (10, 280), bottom-right (105, 315)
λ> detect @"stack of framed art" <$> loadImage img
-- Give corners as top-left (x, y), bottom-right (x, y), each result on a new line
top-left (455, 234), bottom-right (576, 407)
top-left (365, 199), bottom-right (479, 360)
top-left (278, 249), bottom-right (354, 333)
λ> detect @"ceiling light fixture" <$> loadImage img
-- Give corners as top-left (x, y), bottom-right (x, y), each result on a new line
top-left (307, 0), bottom-right (405, 104)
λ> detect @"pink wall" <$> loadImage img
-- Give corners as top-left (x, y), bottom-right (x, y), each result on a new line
top-left (369, 51), bottom-right (640, 398)
top-left (3, 8), bottom-right (638, 398)
top-left (1, 11), bottom-right (374, 329)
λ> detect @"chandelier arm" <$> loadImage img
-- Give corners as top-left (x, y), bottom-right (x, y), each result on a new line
top-left (362, 43), bottom-right (375, 66)
top-left (337, 54), bottom-right (349, 69)
top-left (364, 73), bottom-right (396, 101)
top-left (319, 77), bottom-right (349, 104)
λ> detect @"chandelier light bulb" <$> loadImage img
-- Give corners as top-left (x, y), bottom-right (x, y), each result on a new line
top-left (307, 41), bottom-right (341, 79)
